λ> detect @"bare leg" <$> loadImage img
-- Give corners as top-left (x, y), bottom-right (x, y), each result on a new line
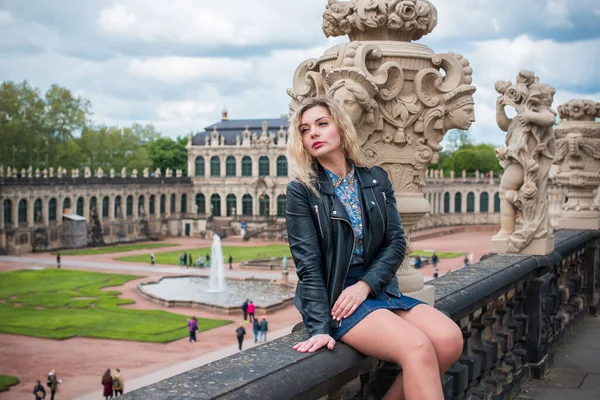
top-left (341, 309), bottom-right (443, 400)
top-left (495, 164), bottom-right (524, 238)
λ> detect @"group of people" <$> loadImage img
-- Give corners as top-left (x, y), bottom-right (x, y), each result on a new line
top-left (101, 368), bottom-right (124, 399)
top-left (33, 370), bottom-right (60, 400)
top-left (240, 299), bottom-right (256, 322)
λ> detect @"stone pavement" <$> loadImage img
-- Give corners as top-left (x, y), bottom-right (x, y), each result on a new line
top-left (516, 315), bottom-right (600, 400)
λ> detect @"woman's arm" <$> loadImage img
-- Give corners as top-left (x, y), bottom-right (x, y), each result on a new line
top-left (286, 181), bottom-right (331, 336)
top-left (359, 168), bottom-right (406, 296)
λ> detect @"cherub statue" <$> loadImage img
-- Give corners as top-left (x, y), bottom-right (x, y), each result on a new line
top-left (492, 70), bottom-right (556, 253)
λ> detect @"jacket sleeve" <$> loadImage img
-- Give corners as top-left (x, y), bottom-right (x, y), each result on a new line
top-left (285, 181), bottom-right (331, 337)
top-left (360, 168), bottom-right (406, 296)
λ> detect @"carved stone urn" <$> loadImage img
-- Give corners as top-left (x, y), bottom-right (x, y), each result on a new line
top-left (554, 100), bottom-right (600, 230)
top-left (288, 0), bottom-right (476, 303)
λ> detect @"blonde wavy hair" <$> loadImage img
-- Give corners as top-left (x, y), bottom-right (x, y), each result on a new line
top-left (287, 96), bottom-right (371, 195)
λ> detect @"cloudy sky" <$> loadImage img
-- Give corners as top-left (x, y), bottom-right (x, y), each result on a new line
top-left (1, 0), bottom-right (599, 145)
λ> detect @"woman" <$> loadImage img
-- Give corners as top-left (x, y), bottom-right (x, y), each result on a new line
top-left (101, 369), bottom-right (113, 400)
top-left (253, 318), bottom-right (260, 343)
top-left (286, 97), bottom-right (463, 399)
top-left (187, 316), bottom-right (198, 343)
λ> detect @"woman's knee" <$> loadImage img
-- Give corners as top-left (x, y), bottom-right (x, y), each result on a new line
top-left (434, 323), bottom-right (464, 365)
top-left (399, 333), bottom-right (438, 368)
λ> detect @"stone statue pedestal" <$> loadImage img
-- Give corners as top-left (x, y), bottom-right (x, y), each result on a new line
top-left (558, 213), bottom-right (600, 230)
top-left (404, 285), bottom-right (435, 305)
top-left (490, 236), bottom-right (554, 256)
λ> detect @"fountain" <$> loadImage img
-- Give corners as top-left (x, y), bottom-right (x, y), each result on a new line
top-left (207, 234), bottom-right (226, 292)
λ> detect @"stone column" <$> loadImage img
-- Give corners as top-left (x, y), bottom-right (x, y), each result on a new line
top-left (450, 193), bottom-right (455, 214)
top-left (43, 198), bottom-right (49, 226)
top-left (0, 197), bottom-right (4, 229)
top-left (475, 192), bottom-right (480, 214)
top-left (554, 100), bottom-right (600, 230)
top-left (12, 198), bottom-right (18, 226)
top-left (288, 0), bottom-right (477, 303)
top-left (462, 191), bottom-right (467, 214)
top-left (27, 198), bottom-right (34, 228)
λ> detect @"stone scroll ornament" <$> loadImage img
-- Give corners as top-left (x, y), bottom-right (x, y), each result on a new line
top-left (493, 71), bottom-right (557, 253)
top-left (287, 0), bottom-right (476, 297)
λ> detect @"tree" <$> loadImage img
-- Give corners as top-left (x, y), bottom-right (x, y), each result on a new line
top-left (444, 130), bottom-right (473, 153)
top-left (144, 136), bottom-right (188, 175)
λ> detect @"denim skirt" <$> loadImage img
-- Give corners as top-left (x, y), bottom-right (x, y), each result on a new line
top-left (315, 264), bottom-right (425, 341)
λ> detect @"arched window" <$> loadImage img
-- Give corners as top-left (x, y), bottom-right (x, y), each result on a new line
top-left (226, 194), bottom-right (237, 216)
top-left (181, 194), bottom-right (187, 213)
top-left (90, 196), bottom-right (97, 216)
top-left (63, 198), bottom-right (71, 213)
top-left (49, 198), bottom-right (57, 222)
top-left (34, 198), bottom-right (42, 222)
top-left (454, 193), bottom-right (462, 213)
top-left (210, 156), bottom-right (221, 177)
top-left (195, 193), bottom-right (205, 214)
top-left (76, 197), bottom-right (84, 216)
top-left (242, 194), bottom-right (253, 216)
top-left (138, 195), bottom-right (145, 216)
top-left (226, 156), bottom-right (236, 177)
top-left (170, 194), bottom-right (176, 213)
top-left (114, 196), bottom-right (122, 218)
top-left (242, 156), bottom-right (252, 177)
top-left (18, 199), bottom-right (27, 224)
top-left (480, 192), bottom-right (489, 213)
top-left (277, 195), bottom-right (286, 218)
top-left (259, 194), bottom-right (270, 216)
top-left (444, 192), bottom-right (450, 213)
top-left (259, 156), bottom-right (270, 177)
top-left (126, 195), bottom-right (133, 216)
top-left (195, 156), bottom-right (205, 177)
top-left (149, 195), bottom-right (155, 215)
top-left (494, 192), bottom-right (501, 212)
top-left (3, 199), bottom-right (12, 225)
top-left (210, 194), bottom-right (221, 217)
top-left (102, 197), bottom-right (109, 218)
top-left (160, 194), bottom-right (166, 214)
top-left (276, 156), bottom-right (288, 177)
top-left (467, 192), bottom-right (475, 213)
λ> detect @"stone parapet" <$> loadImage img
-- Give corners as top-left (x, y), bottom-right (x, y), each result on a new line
top-left (122, 229), bottom-right (600, 400)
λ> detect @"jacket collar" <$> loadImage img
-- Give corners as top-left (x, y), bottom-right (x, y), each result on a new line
top-left (317, 162), bottom-right (378, 195)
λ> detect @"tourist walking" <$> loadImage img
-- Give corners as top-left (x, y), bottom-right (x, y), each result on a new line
top-left (414, 255), bottom-right (422, 269)
top-left (46, 369), bottom-right (59, 400)
top-left (229, 254), bottom-right (233, 270)
top-left (33, 380), bottom-right (46, 400)
top-left (241, 299), bottom-right (249, 321)
top-left (179, 253), bottom-right (184, 268)
top-left (259, 318), bottom-right (268, 342)
top-left (236, 325), bottom-right (246, 351)
top-left (112, 369), bottom-right (124, 396)
top-left (56, 253), bottom-right (60, 269)
top-left (431, 251), bottom-right (440, 269)
top-left (463, 255), bottom-right (469, 267)
top-left (197, 255), bottom-right (204, 267)
top-left (187, 316), bottom-right (198, 343)
top-left (101, 369), bottom-right (113, 400)
top-left (247, 300), bottom-right (256, 322)
top-left (188, 253), bottom-right (192, 267)
top-left (285, 97), bottom-right (463, 399)
top-left (183, 253), bottom-right (188, 268)
top-left (150, 252), bottom-right (155, 265)
top-left (433, 268), bottom-right (439, 279)
top-left (253, 319), bottom-right (260, 343)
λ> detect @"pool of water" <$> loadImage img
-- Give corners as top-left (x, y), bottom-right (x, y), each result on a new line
top-left (140, 277), bottom-right (296, 308)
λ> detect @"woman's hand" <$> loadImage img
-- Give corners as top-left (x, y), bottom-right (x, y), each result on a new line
top-left (331, 280), bottom-right (371, 321)
top-left (293, 334), bottom-right (335, 352)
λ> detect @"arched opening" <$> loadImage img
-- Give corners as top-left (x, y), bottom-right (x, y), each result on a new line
top-left (444, 192), bottom-right (450, 213)
top-left (242, 156), bottom-right (252, 177)
top-left (76, 197), bottom-right (84, 216)
top-left (195, 193), bottom-right (205, 214)
top-left (226, 194), bottom-right (237, 216)
top-left (226, 156), bottom-right (236, 177)
top-left (181, 194), bottom-right (187, 213)
top-left (480, 192), bottom-right (489, 213)
top-left (102, 197), bottom-right (109, 218)
top-left (18, 199), bottom-right (27, 224)
top-left (170, 194), bottom-right (176, 213)
top-left (149, 195), bottom-right (155, 215)
top-left (210, 156), bottom-right (221, 177)
top-left (259, 156), bottom-right (270, 177)
top-left (195, 156), bottom-right (205, 176)
top-left (276, 156), bottom-right (288, 177)
top-left (494, 192), bottom-right (501, 212)
top-left (467, 192), bottom-right (475, 213)
top-left (242, 194), bottom-right (253, 216)
top-left (126, 195), bottom-right (133, 216)
top-left (259, 194), bottom-right (270, 216)
top-left (114, 196), bottom-right (122, 218)
top-left (277, 195), bottom-right (286, 218)
top-left (63, 198), bottom-right (71, 213)
top-left (90, 196), bottom-right (97, 217)
top-left (49, 198), bottom-right (57, 222)
top-left (3, 199), bottom-right (12, 225)
top-left (138, 195), bottom-right (145, 216)
top-left (454, 193), bottom-right (462, 213)
top-left (210, 194), bottom-right (221, 216)
top-left (34, 198), bottom-right (42, 223)
top-left (160, 194), bottom-right (166, 215)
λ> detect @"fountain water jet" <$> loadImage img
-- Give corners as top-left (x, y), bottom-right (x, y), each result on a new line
top-left (207, 234), bottom-right (226, 292)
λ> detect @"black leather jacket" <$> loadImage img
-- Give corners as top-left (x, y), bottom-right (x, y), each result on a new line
top-left (286, 165), bottom-right (406, 337)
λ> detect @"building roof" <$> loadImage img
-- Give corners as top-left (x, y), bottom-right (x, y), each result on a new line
top-left (192, 117), bottom-right (289, 146)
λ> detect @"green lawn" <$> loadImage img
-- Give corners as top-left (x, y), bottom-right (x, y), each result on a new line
top-left (117, 244), bottom-right (292, 265)
top-left (411, 250), bottom-right (465, 259)
top-left (53, 243), bottom-right (179, 256)
top-left (0, 269), bottom-right (230, 342)
top-left (0, 375), bottom-right (19, 392)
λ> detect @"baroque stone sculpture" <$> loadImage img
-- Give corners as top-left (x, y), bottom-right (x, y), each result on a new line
top-left (288, 0), bottom-right (476, 301)
top-left (491, 70), bottom-right (556, 254)
top-left (554, 100), bottom-right (600, 229)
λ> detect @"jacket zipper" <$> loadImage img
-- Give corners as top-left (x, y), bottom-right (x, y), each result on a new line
top-left (332, 216), bottom-right (356, 328)
top-left (372, 188), bottom-right (385, 220)
top-left (314, 204), bottom-right (325, 239)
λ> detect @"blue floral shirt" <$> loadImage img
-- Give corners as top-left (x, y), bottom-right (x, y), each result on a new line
top-left (325, 166), bottom-right (364, 265)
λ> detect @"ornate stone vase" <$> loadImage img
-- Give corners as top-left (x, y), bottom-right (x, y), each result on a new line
top-left (554, 100), bottom-right (600, 229)
top-left (288, 0), bottom-right (476, 300)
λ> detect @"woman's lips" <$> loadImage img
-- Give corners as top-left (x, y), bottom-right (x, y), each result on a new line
top-left (312, 141), bottom-right (324, 149)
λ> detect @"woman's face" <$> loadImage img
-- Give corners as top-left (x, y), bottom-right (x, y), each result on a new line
top-left (300, 105), bottom-right (344, 161)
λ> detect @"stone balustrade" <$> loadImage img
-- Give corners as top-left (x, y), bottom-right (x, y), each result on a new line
top-left (122, 229), bottom-right (599, 400)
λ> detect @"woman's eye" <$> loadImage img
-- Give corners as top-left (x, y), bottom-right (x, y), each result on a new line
top-left (319, 122), bottom-right (328, 127)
